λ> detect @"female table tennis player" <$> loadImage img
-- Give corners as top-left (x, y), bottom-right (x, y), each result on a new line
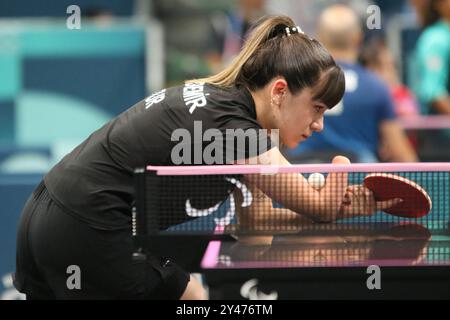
top-left (14, 15), bottom-right (397, 300)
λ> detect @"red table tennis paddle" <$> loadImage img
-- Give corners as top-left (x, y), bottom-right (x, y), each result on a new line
top-left (363, 173), bottom-right (432, 218)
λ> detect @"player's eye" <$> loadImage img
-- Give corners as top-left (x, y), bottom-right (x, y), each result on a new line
top-left (314, 105), bottom-right (324, 113)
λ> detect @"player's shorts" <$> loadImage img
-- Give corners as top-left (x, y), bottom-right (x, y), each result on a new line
top-left (14, 181), bottom-right (190, 299)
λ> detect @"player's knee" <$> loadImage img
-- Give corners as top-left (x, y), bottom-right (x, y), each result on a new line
top-left (180, 275), bottom-right (208, 300)
top-left (191, 287), bottom-right (208, 300)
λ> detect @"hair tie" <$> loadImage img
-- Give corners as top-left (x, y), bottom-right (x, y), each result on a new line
top-left (285, 25), bottom-right (304, 36)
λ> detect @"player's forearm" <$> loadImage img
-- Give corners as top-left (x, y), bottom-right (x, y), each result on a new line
top-left (246, 172), bottom-right (347, 223)
top-left (238, 206), bottom-right (314, 232)
top-left (312, 172), bottom-right (349, 222)
top-left (245, 150), bottom-right (349, 222)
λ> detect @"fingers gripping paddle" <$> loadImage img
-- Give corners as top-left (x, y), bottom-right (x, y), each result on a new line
top-left (363, 173), bottom-right (432, 218)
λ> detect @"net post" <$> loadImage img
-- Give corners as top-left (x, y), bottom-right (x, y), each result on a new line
top-left (132, 167), bottom-right (150, 261)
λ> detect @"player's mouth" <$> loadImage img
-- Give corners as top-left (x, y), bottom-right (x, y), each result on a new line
top-left (301, 134), bottom-right (310, 140)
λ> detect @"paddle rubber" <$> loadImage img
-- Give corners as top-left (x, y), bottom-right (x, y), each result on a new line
top-left (363, 173), bottom-right (432, 218)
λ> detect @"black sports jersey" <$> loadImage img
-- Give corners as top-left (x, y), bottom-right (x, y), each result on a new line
top-left (44, 83), bottom-right (273, 230)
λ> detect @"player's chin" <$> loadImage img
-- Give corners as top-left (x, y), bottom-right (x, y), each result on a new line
top-left (285, 140), bottom-right (300, 149)
top-left (293, 136), bottom-right (308, 147)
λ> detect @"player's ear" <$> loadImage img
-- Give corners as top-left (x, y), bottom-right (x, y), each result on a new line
top-left (271, 78), bottom-right (288, 107)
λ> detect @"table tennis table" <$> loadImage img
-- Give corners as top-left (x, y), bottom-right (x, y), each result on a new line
top-left (133, 164), bottom-right (450, 299)
top-left (201, 222), bottom-right (450, 300)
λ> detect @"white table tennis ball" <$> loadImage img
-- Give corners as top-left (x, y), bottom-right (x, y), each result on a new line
top-left (308, 173), bottom-right (326, 190)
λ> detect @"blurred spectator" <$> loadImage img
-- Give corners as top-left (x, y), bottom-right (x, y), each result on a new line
top-left (84, 7), bottom-right (114, 20)
top-left (360, 37), bottom-right (420, 158)
top-left (265, 0), bottom-right (372, 36)
top-left (409, 0), bottom-right (441, 28)
top-left (83, 7), bottom-right (115, 27)
top-left (206, 0), bottom-right (267, 73)
top-left (360, 36), bottom-right (420, 117)
top-left (285, 4), bottom-right (418, 163)
top-left (410, 0), bottom-right (450, 116)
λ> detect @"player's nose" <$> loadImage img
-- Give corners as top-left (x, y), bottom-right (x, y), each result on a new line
top-left (311, 117), bottom-right (324, 132)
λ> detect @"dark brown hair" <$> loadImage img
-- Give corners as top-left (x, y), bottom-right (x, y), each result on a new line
top-left (192, 15), bottom-right (345, 109)
top-left (422, 0), bottom-right (441, 28)
top-left (359, 36), bottom-right (387, 68)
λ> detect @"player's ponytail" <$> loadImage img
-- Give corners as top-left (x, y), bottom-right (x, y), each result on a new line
top-left (192, 16), bottom-right (294, 88)
top-left (191, 15), bottom-right (345, 109)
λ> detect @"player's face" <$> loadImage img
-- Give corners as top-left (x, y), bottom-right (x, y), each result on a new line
top-left (278, 87), bottom-right (326, 148)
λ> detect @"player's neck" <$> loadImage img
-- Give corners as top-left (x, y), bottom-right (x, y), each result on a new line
top-left (249, 87), bottom-right (271, 130)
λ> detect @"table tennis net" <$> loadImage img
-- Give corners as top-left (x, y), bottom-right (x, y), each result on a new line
top-left (133, 164), bottom-right (450, 237)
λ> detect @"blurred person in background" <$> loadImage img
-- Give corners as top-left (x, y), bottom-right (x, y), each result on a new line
top-left (410, 0), bottom-right (450, 116)
top-left (206, 0), bottom-right (267, 73)
top-left (409, 0), bottom-right (450, 156)
top-left (285, 4), bottom-right (418, 163)
top-left (360, 36), bottom-right (420, 118)
top-left (84, 7), bottom-right (114, 23)
top-left (265, 0), bottom-right (372, 36)
top-left (360, 37), bottom-right (421, 158)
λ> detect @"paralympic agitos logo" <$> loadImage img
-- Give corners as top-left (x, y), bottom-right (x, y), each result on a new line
top-left (185, 177), bottom-right (251, 226)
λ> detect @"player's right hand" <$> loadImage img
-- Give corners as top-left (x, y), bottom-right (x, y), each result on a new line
top-left (337, 185), bottom-right (403, 219)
